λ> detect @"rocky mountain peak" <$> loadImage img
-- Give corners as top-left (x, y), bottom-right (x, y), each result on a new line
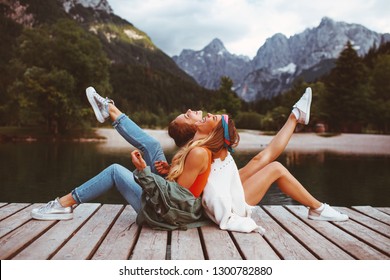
top-left (173, 17), bottom-right (390, 102)
top-left (319, 16), bottom-right (336, 27)
top-left (0, 0), bottom-right (35, 26)
top-left (252, 33), bottom-right (290, 70)
top-left (173, 37), bottom-right (253, 89)
top-left (268, 32), bottom-right (288, 42)
top-left (203, 38), bottom-right (227, 54)
top-left (60, 0), bottom-right (112, 14)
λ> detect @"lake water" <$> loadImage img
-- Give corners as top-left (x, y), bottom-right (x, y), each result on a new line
top-left (0, 141), bottom-right (389, 206)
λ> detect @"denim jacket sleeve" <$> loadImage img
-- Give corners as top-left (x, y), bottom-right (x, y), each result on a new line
top-left (133, 166), bottom-right (170, 196)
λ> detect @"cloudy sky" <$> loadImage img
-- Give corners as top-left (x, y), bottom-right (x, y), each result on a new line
top-left (108, 0), bottom-right (390, 58)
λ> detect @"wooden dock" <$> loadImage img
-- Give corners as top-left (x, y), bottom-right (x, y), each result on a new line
top-left (0, 203), bottom-right (389, 260)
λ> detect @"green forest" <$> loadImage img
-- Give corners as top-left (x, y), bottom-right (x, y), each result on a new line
top-left (1, 1), bottom-right (389, 137)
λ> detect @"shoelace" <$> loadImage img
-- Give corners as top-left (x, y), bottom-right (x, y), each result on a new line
top-left (39, 200), bottom-right (57, 212)
top-left (94, 93), bottom-right (114, 106)
top-left (93, 92), bottom-right (107, 103)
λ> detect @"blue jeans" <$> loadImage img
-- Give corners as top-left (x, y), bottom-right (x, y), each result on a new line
top-left (71, 114), bottom-right (166, 213)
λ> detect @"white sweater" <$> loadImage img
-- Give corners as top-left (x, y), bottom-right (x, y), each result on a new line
top-left (201, 154), bottom-right (265, 235)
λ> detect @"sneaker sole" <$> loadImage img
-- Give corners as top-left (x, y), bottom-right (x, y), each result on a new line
top-left (308, 214), bottom-right (349, 222)
top-left (31, 212), bottom-right (73, 220)
top-left (303, 87), bottom-right (312, 125)
top-left (86, 87), bottom-right (105, 123)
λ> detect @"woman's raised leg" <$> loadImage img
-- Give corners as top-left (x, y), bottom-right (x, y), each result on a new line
top-left (239, 87), bottom-right (312, 184)
top-left (86, 86), bottom-right (167, 173)
top-left (112, 112), bottom-right (166, 174)
top-left (239, 113), bottom-right (297, 183)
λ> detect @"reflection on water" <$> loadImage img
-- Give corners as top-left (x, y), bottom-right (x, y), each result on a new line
top-left (0, 142), bottom-right (389, 206)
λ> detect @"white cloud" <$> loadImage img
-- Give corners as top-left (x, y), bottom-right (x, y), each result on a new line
top-left (109, 0), bottom-right (390, 58)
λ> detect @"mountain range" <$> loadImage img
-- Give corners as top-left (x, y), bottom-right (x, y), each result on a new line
top-left (173, 17), bottom-right (390, 101)
top-left (3, 0), bottom-right (390, 105)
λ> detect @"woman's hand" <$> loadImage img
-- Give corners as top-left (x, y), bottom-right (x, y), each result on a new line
top-left (155, 160), bottom-right (170, 175)
top-left (131, 150), bottom-right (147, 171)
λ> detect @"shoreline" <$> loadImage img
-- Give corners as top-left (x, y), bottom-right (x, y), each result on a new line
top-left (94, 128), bottom-right (390, 155)
top-left (1, 126), bottom-right (389, 155)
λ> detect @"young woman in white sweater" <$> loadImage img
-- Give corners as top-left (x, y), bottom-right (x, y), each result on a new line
top-left (165, 87), bottom-right (348, 233)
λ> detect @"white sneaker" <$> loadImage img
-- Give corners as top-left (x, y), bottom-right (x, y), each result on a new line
top-left (31, 198), bottom-right (73, 220)
top-left (293, 87), bottom-right (312, 125)
top-left (86, 86), bottom-right (113, 123)
top-left (308, 203), bottom-right (349, 222)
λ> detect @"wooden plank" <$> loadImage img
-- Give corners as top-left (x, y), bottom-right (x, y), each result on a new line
top-left (0, 219), bottom-right (56, 259)
top-left (171, 228), bottom-right (204, 260)
top-left (1, 203), bottom-right (389, 260)
top-left (287, 205), bottom-right (389, 260)
top-left (352, 206), bottom-right (390, 225)
top-left (230, 231), bottom-right (280, 260)
top-left (331, 211), bottom-right (390, 257)
top-left (0, 203), bottom-right (7, 208)
top-left (92, 205), bottom-right (140, 260)
top-left (264, 205), bottom-right (353, 259)
top-left (0, 203), bottom-right (43, 238)
top-left (13, 203), bottom-right (100, 260)
top-left (377, 207), bottom-right (390, 215)
top-left (51, 204), bottom-right (123, 260)
top-left (0, 203), bottom-right (30, 220)
top-left (252, 207), bottom-right (316, 260)
top-left (336, 207), bottom-right (390, 238)
top-left (130, 226), bottom-right (168, 260)
top-left (200, 224), bottom-right (242, 260)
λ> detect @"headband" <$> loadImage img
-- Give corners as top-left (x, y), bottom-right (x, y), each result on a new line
top-left (221, 114), bottom-right (234, 153)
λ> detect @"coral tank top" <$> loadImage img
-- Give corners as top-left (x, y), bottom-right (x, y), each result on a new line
top-left (188, 148), bottom-right (212, 198)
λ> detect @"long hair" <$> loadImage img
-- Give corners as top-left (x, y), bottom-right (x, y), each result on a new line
top-left (167, 116), bottom-right (239, 181)
top-left (168, 120), bottom-right (197, 147)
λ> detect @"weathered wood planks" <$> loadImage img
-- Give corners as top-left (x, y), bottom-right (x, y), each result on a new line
top-left (1, 203), bottom-right (389, 260)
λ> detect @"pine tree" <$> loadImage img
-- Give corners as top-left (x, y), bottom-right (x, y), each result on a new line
top-left (211, 76), bottom-right (242, 118)
top-left (371, 54), bottom-right (390, 132)
top-left (323, 41), bottom-right (371, 132)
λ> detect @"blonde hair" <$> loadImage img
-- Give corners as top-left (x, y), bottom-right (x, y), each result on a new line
top-left (167, 117), bottom-right (239, 181)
